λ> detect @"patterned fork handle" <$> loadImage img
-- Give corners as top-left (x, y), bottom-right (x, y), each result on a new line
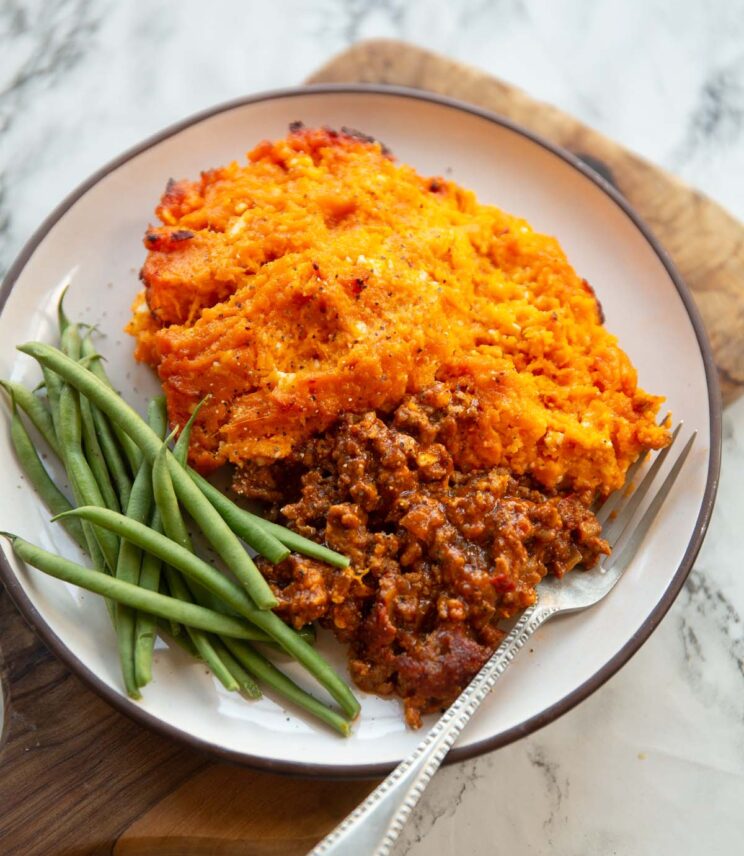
top-left (310, 601), bottom-right (558, 856)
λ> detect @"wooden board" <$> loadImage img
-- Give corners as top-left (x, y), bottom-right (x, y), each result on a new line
top-left (1, 39), bottom-right (741, 855)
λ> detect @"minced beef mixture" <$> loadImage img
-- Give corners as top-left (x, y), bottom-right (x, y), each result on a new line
top-left (236, 384), bottom-right (608, 728)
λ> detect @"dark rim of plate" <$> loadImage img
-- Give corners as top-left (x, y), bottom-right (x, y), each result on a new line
top-left (0, 84), bottom-right (723, 780)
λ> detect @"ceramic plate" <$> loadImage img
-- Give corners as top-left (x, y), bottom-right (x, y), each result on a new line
top-left (0, 86), bottom-right (721, 777)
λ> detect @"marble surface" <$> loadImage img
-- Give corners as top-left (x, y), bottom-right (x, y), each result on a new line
top-left (1, 1), bottom-right (743, 853)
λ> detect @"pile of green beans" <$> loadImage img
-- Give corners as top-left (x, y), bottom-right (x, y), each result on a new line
top-left (1, 299), bottom-right (358, 735)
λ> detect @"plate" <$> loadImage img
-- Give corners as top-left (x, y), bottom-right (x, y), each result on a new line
top-left (0, 85), bottom-right (721, 777)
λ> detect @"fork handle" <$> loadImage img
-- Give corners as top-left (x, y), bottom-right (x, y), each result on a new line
top-left (309, 601), bottom-right (558, 856)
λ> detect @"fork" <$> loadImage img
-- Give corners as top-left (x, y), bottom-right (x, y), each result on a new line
top-left (310, 424), bottom-right (695, 856)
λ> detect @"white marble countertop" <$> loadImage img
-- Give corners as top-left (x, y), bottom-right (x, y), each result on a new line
top-left (1, 1), bottom-right (743, 853)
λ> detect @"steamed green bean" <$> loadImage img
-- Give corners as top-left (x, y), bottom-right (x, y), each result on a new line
top-left (210, 638), bottom-right (261, 699)
top-left (57, 383), bottom-right (119, 571)
top-left (80, 392), bottom-right (120, 513)
top-left (21, 342), bottom-right (277, 609)
top-left (223, 638), bottom-right (350, 736)
top-left (114, 448), bottom-right (156, 699)
top-left (172, 404), bottom-right (290, 565)
top-left (91, 404), bottom-right (132, 509)
top-left (154, 443), bottom-right (240, 692)
top-left (79, 337), bottom-right (142, 473)
top-left (2, 533), bottom-right (270, 641)
top-left (4, 394), bottom-right (85, 550)
top-left (54, 506), bottom-right (360, 719)
top-left (0, 380), bottom-right (60, 456)
top-left (188, 469), bottom-right (348, 568)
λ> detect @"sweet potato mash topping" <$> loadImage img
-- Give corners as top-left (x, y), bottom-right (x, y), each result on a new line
top-left (128, 125), bottom-right (667, 495)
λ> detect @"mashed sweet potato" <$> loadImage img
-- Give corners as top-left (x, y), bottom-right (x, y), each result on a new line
top-left (127, 124), bottom-right (668, 496)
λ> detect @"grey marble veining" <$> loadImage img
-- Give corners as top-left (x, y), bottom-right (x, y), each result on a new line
top-left (2, 2), bottom-right (743, 854)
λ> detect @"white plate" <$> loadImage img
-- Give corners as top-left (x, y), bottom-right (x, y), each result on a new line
top-left (0, 86), bottom-right (721, 776)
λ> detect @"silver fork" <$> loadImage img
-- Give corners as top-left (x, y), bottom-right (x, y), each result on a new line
top-left (310, 424), bottom-right (696, 856)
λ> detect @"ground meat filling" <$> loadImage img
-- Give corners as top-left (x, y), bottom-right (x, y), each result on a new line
top-left (239, 393), bottom-right (608, 728)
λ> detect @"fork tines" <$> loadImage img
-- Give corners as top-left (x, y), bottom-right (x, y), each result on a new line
top-left (599, 424), bottom-right (696, 571)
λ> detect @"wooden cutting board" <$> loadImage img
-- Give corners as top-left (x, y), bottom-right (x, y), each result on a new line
top-left (1, 39), bottom-right (742, 856)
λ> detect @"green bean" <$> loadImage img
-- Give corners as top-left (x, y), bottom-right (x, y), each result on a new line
top-left (154, 444), bottom-right (191, 551)
top-left (42, 366), bottom-right (63, 442)
top-left (162, 437), bottom-right (280, 629)
top-left (169, 458), bottom-right (276, 607)
top-left (172, 398), bottom-right (206, 467)
top-left (155, 442), bottom-right (240, 690)
top-left (60, 321), bottom-right (81, 361)
top-left (158, 564), bottom-right (182, 638)
top-left (137, 519), bottom-right (275, 689)
top-left (78, 353), bottom-right (103, 370)
top-left (171, 414), bottom-right (239, 611)
top-left (21, 342), bottom-right (277, 609)
top-left (62, 323), bottom-right (123, 575)
top-left (57, 384), bottom-right (119, 571)
top-left (133, 509), bottom-right (163, 688)
top-left (114, 450), bottom-right (155, 699)
top-left (91, 406), bottom-right (132, 509)
top-left (87, 531), bottom-right (117, 623)
top-left (257, 517), bottom-right (351, 568)
top-left (63, 331), bottom-right (120, 565)
top-left (22, 344), bottom-right (353, 707)
top-left (53, 507), bottom-right (259, 614)
top-left (115, 582), bottom-right (141, 696)
top-left (154, 441), bottom-right (213, 609)
top-left (154, 443), bottom-right (244, 691)
top-left (57, 285), bottom-right (71, 335)
top-left (0, 380), bottom-right (60, 457)
top-left (188, 470), bottom-right (291, 564)
top-left (155, 619), bottom-right (199, 658)
top-left (163, 564), bottom-right (239, 691)
top-left (85, 528), bottom-right (106, 571)
top-left (188, 469), bottom-right (347, 568)
top-left (4, 394), bottom-right (85, 550)
top-left (40, 352), bottom-right (110, 580)
top-left (161, 564), bottom-right (219, 661)
top-left (1, 533), bottom-right (270, 640)
top-left (238, 604), bottom-right (353, 717)
top-left (171, 406), bottom-right (288, 564)
top-left (80, 393), bottom-right (120, 512)
top-left (149, 396), bottom-right (169, 438)
top-left (79, 337), bottom-right (142, 473)
top-left (209, 638), bottom-right (261, 699)
top-left (77, 337), bottom-right (135, 508)
top-left (174, 425), bottom-right (281, 603)
top-left (55, 506), bottom-right (360, 719)
top-left (223, 639), bottom-right (350, 736)
top-left (132, 398), bottom-right (169, 687)
top-left (60, 316), bottom-right (114, 575)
